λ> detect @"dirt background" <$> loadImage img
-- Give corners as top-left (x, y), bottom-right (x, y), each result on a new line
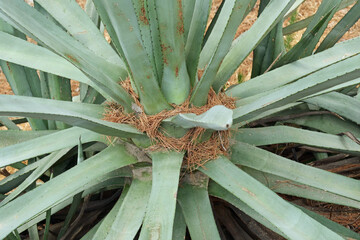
top-left (1, 0), bottom-right (360, 233)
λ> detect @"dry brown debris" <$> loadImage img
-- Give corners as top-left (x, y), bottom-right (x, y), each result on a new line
top-left (104, 79), bottom-right (235, 170)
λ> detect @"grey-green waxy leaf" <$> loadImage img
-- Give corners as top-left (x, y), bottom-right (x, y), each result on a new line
top-left (201, 156), bottom-right (343, 239)
top-left (0, 145), bottom-right (137, 239)
top-left (0, 95), bottom-right (141, 138)
top-left (139, 151), bottom-right (183, 240)
top-left (164, 105), bottom-right (233, 130)
top-left (177, 172), bottom-right (221, 240)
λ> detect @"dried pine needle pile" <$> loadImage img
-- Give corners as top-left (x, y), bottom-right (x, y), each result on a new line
top-left (104, 80), bottom-right (236, 170)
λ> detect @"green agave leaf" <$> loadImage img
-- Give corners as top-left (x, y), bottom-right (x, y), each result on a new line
top-left (0, 130), bottom-right (56, 148)
top-left (198, 0), bottom-right (249, 69)
top-left (201, 156), bottom-right (343, 239)
top-left (231, 142), bottom-right (360, 202)
top-left (303, 0), bottom-right (341, 36)
top-left (227, 36), bottom-right (360, 99)
top-left (235, 126), bottom-right (360, 155)
top-left (0, 145), bottom-right (137, 239)
top-left (273, 8), bottom-right (337, 68)
top-left (93, 0), bottom-right (170, 114)
top-left (132, 0), bottom-right (158, 82)
top-left (18, 174), bottom-right (126, 234)
top-left (191, 0), bottom-right (254, 106)
top-left (177, 172), bottom-right (221, 240)
top-left (0, 117), bottom-right (20, 131)
top-left (139, 151), bottom-right (183, 240)
top-left (0, 0), bottom-right (134, 110)
top-left (91, 185), bottom-right (130, 240)
top-left (232, 53), bottom-right (360, 123)
top-left (0, 31), bottom-right (111, 100)
top-left (0, 95), bottom-right (141, 137)
top-left (293, 204), bottom-right (360, 240)
top-left (172, 203), bottom-right (186, 240)
top-left (0, 59), bottom-right (47, 130)
top-left (316, 1), bottom-right (360, 53)
top-left (283, 0), bottom-right (356, 35)
top-left (94, 169), bottom-right (152, 240)
top-left (0, 127), bottom-right (101, 167)
top-left (182, 0), bottom-right (195, 45)
top-left (251, 0), bottom-right (285, 78)
top-left (213, 0), bottom-right (295, 91)
top-left (164, 105), bottom-right (233, 131)
top-left (304, 92), bottom-right (360, 124)
top-left (281, 114), bottom-right (360, 137)
top-left (243, 167), bottom-right (360, 209)
top-left (208, 181), bottom-right (286, 238)
top-left (35, 0), bottom-right (125, 68)
top-left (156, 0), bottom-right (190, 105)
top-left (146, 0), bottom-right (163, 84)
top-left (184, 0), bottom-right (211, 86)
top-left (0, 148), bottom-right (71, 207)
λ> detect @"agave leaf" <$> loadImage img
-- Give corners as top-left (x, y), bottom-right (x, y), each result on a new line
top-left (0, 148), bottom-right (71, 207)
top-left (0, 145), bottom-right (136, 238)
top-left (208, 181), bottom-right (286, 238)
top-left (280, 114), bottom-right (360, 137)
top-left (95, 170), bottom-right (152, 240)
top-left (293, 204), bottom-right (360, 240)
top-left (182, 0), bottom-right (196, 44)
top-left (317, 1), bottom-right (360, 53)
top-left (0, 130), bottom-right (56, 148)
top-left (232, 53), bottom-right (360, 123)
top-left (304, 92), bottom-right (360, 124)
top-left (35, 0), bottom-right (125, 68)
top-left (0, 31), bottom-right (112, 101)
top-left (172, 203), bottom-right (186, 240)
top-left (90, 185), bottom-right (130, 240)
top-left (0, 59), bottom-right (48, 130)
top-left (231, 142), bottom-right (360, 202)
top-left (251, 0), bottom-right (285, 78)
top-left (92, 0), bottom-right (170, 114)
top-left (17, 174), bottom-right (126, 234)
top-left (146, 0), bottom-right (163, 84)
top-left (185, 0), bottom-right (211, 86)
top-left (274, 8), bottom-right (338, 68)
top-left (164, 105), bottom-right (233, 131)
top-left (139, 151), bottom-right (183, 240)
top-left (155, 0), bottom-right (191, 105)
top-left (0, 117), bottom-right (20, 131)
top-left (131, 0), bottom-right (158, 81)
top-left (0, 127), bottom-right (101, 167)
top-left (227, 36), bottom-right (360, 99)
top-left (283, 0), bottom-right (356, 35)
top-left (243, 167), bottom-right (360, 209)
top-left (198, 0), bottom-right (251, 69)
top-left (191, 0), bottom-right (254, 106)
top-left (213, 0), bottom-right (295, 91)
top-left (201, 156), bottom-right (343, 239)
top-left (0, 95), bottom-right (141, 137)
top-left (303, 0), bottom-right (342, 36)
top-left (235, 126), bottom-right (360, 155)
top-left (177, 172), bottom-right (221, 240)
top-left (0, 0), bottom-right (134, 110)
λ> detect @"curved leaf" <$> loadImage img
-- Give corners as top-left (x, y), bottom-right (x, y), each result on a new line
top-left (0, 95), bottom-right (141, 137)
top-left (0, 145), bottom-right (137, 239)
top-left (164, 105), bottom-right (233, 130)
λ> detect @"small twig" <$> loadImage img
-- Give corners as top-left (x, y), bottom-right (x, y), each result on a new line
top-left (337, 132), bottom-right (360, 145)
top-left (263, 51), bottom-right (284, 74)
top-left (218, 131), bottom-right (226, 151)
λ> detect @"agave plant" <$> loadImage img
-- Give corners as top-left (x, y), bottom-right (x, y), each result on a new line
top-left (1, 0), bottom-right (360, 239)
